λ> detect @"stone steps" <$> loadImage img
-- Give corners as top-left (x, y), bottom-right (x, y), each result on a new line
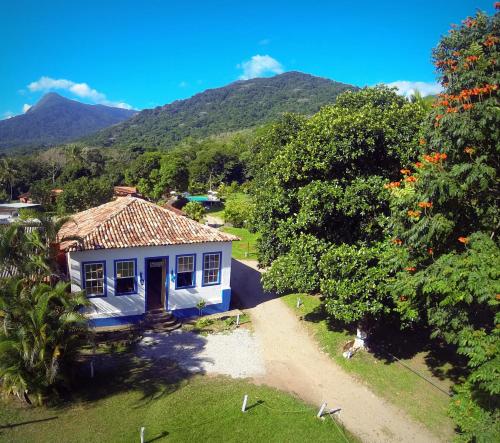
top-left (141, 309), bottom-right (182, 332)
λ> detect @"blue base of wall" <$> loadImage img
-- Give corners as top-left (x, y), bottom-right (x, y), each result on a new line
top-left (88, 289), bottom-right (232, 325)
top-left (88, 314), bottom-right (143, 328)
top-left (171, 288), bottom-right (232, 319)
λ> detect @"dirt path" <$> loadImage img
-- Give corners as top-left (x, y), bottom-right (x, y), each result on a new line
top-left (231, 259), bottom-right (441, 443)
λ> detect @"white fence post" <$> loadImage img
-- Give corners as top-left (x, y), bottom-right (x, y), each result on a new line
top-left (317, 402), bottom-right (327, 418)
top-left (236, 314), bottom-right (240, 326)
top-left (242, 394), bottom-right (248, 412)
top-left (140, 427), bottom-right (145, 443)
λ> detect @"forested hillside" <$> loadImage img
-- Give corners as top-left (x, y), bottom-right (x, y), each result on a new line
top-left (83, 72), bottom-right (357, 149)
top-left (0, 93), bottom-right (136, 151)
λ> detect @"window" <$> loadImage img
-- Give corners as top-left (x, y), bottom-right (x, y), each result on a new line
top-left (83, 262), bottom-right (106, 297)
top-left (176, 254), bottom-right (195, 288)
top-left (115, 259), bottom-right (136, 295)
top-left (202, 252), bottom-right (221, 286)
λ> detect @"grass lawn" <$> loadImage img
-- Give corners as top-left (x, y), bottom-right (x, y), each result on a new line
top-left (222, 226), bottom-right (260, 260)
top-left (0, 355), bottom-right (354, 443)
top-left (282, 294), bottom-right (455, 440)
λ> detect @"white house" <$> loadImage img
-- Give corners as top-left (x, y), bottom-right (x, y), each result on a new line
top-left (57, 197), bottom-right (239, 327)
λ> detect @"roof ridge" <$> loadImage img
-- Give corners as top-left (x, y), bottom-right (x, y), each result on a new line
top-left (59, 196), bottom-right (239, 251)
top-left (67, 197), bottom-right (136, 248)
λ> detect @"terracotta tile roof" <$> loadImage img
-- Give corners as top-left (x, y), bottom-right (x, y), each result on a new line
top-left (113, 186), bottom-right (139, 196)
top-left (58, 197), bottom-right (239, 252)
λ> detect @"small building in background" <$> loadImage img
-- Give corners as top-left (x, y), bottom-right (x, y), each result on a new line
top-left (0, 202), bottom-right (41, 224)
top-left (18, 188), bottom-right (63, 204)
top-left (113, 186), bottom-right (142, 198)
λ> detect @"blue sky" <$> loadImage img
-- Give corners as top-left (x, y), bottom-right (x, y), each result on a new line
top-left (0, 0), bottom-right (495, 118)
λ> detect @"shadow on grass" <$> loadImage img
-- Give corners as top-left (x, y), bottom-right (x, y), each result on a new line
top-left (245, 400), bottom-right (265, 411)
top-left (0, 417), bottom-right (58, 430)
top-left (59, 331), bottom-right (209, 409)
top-left (146, 430), bottom-right (169, 442)
top-left (297, 296), bottom-right (467, 386)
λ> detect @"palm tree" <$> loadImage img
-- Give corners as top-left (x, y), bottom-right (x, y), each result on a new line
top-left (410, 89), bottom-right (435, 113)
top-left (0, 214), bottom-right (77, 281)
top-left (0, 279), bottom-right (89, 404)
top-left (0, 157), bottom-right (17, 201)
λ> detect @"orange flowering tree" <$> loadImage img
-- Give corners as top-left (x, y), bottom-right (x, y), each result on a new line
top-left (386, 9), bottom-right (499, 441)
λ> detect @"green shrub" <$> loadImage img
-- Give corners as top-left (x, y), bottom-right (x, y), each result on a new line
top-left (223, 193), bottom-right (254, 228)
top-left (183, 201), bottom-right (205, 222)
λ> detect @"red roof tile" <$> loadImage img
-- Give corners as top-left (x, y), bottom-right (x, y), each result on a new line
top-left (114, 185), bottom-right (139, 195)
top-left (58, 197), bottom-right (238, 252)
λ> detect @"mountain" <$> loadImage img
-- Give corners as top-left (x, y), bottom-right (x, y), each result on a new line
top-left (0, 93), bottom-right (136, 150)
top-left (84, 72), bottom-right (358, 149)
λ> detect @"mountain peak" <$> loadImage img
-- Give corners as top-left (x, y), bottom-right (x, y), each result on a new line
top-left (30, 92), bottom-right (69, 111)
top-left (85, 72), bottom-right (358, 150)
top-left (0, 93), bottom-right (136, 150)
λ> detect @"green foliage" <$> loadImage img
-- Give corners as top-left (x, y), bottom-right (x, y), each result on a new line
top-left (57, 176), bottom-right (113, 214)
top-left (29, 179), bottom-right (56, 210)
top-left (223, 193), bottom-right (254, 228)
top-left (83, 72), bottom-right (357, 150)
top-left (449, 381), bottom-right (500, 443)
top-left (386, 11), bottom-right (500, 441)
top-left (0, 279), bottom-right (89, 404)
top-left (320, 242), bottom-right (405, 324)
top-left (0, 215), bottom-right (70, 281)
top-left (262, 234), bottom-right (328, 294)
top-left (154, 154), bottom-right (189, 197)
top-left (183, 201), bottom-right (205, 222)
top-left (124, 151), bottom-right (162, 198)
top-left (0, 188), bottom-right (9, 202)
top-left (253, 86), bottom-right (424, 275)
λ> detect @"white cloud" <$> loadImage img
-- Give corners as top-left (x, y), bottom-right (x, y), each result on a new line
top-left (386, 80), bottom-right (442, 97)
top-left (27, 76), bottom-right (133, 109)
top-left (23, 104), bottom-right (31, 113)
top-left (1, 111), bottom-right (15, 120)
top-left (237, 54), bottom-right (284, 80)
top-left (178, 81), bottom-right (188, 88)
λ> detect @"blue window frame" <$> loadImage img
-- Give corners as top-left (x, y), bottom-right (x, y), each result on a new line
top-left (114, 258), bottom-right (137, 295)
top-left (202, 252), bottom-right (222, 286)
top-left (175, 254), bottom-right (196, 289)
top-left (82, 261), bottom-right (107, 297)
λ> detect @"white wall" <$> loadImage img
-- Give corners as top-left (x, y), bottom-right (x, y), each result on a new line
top-left (68, 242), bottom-right (233, 319)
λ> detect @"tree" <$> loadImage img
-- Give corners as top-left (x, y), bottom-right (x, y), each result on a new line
top-left (183, 201), bottom-right (205, 222)
top-left (152, 154), bottom-right (189, 199)
top-left (409, 89), bottom-right (435, 113)
top-left (124, 151), bottom-right (162, 186)
top-left (30, 179), bottom-right (56, 210)
top-left (57, 177), bottom-right (113, 214)
top-left (0, 214), bottom-right (72, 281)
top-left (223, 193), bottom-right (254, 228)
top-left (0, 157), bottom-right (17, 201)
top-left (0, 279), bottom-right (89, 404)
top-left (386, 10), bottom-right (499, 441)
top-left (254, 88), bottom-right (424, 313)
top-left (188, 139), bottom-right (246, 189)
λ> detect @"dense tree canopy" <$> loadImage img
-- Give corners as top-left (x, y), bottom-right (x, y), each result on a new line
top-left (385, 11), bottom-right (499, 441)
top-left (256, 88), bottom-right (425, 325)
